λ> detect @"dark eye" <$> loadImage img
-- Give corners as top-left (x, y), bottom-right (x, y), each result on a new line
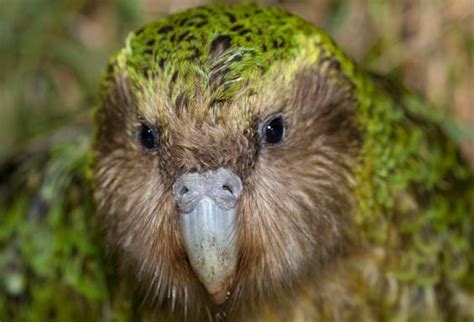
top-left (259, 114), bottom-right (286, 146)
top-left (138, 124), bottom-right (159, 152)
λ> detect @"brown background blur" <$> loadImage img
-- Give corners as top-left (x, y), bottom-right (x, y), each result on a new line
top-left (0, 0), bottom-right (472, 167)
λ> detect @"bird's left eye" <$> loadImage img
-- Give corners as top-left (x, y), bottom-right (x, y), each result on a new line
top-left (138, 124), bottom-right (159, 152)
top-left (258, 114), bottom-right (286, 146)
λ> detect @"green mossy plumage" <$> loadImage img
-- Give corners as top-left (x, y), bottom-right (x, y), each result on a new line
top-left (1, 4), bottom-right (473, 321)
top-left (112, 4), bottom-right (340, 106)
top-left (350, 74), bottom-right (474, 320)
top-left (123, 5), bottom-right (311, 79)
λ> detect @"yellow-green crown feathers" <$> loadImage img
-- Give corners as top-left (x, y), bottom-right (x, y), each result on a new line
top-left (110, 4), bottom-right (346, 102)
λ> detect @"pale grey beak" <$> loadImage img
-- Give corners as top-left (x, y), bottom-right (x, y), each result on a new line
top-left (173, 168), bottom-right (242, 304)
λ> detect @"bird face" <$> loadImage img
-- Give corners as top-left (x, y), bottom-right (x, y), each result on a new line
top-left (92, 4), bottom-right (362, 316)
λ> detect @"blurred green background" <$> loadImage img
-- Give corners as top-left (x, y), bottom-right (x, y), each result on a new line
top-left (0, 0), bottom-right (472, 167)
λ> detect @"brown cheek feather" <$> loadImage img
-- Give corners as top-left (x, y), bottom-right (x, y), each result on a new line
top-left (93, 141), bottom-right (213, 312)
top-left (228, 65), bottom-right (361, 313)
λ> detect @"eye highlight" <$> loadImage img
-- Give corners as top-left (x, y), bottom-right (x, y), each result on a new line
top-left (258, 114), bottom-right (286, 146)
top-left (138, 124), bottom-right (159, 152)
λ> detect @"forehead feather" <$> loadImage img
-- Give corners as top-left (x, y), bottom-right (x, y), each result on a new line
top-left (108, 4), bottom-right (355, 120)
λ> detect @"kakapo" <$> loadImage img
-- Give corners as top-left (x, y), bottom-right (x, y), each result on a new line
top-left (1, 4), bottom-right (473, 322)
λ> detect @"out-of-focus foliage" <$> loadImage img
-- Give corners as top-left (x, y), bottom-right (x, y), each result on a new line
top-left (0, 133), bottom-right (108, 321)
top-left (0, 0), bottom-right (143, 158)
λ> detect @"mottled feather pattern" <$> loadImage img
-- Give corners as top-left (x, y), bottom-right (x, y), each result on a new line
top-left (113, 4), bottom-right (329, 111)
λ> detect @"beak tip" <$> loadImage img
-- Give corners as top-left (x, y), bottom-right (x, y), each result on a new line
top-left (193, 254), bottom-right (235, 304)
top-left (204, 273), bottom-right (234, 304)
top-left (210, 289), bottom-right (231, 304)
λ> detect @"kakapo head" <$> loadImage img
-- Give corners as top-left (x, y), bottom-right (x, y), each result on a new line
top-left (92, 3), bottom-right (363, 317)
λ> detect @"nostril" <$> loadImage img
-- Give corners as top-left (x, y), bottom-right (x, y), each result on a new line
top-left (222, 184), bottom-right (233, 195)
top-left (180, 186), bottom-right (189, 197)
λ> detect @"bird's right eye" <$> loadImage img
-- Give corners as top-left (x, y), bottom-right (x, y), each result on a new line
top-left (138, 124), bottom-right (159, 152)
